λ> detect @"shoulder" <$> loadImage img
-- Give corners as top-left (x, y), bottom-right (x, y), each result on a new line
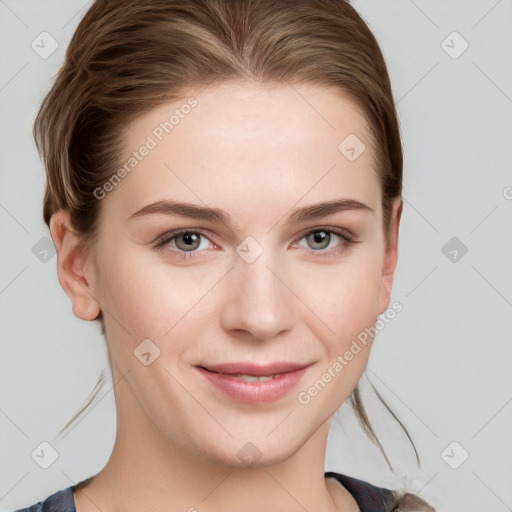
top-left (326, 471), bottom-right (396, 511)
top-left (325, 471), bottom-right (435, 512)
top-left (11, 486), bottom-right (75, 512)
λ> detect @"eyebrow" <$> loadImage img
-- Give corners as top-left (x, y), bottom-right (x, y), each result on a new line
top-left (129, 198), bottom-right (374, 226)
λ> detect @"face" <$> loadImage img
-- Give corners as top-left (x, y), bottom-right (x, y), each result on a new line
top-left (61, 82), bottom-right (401, 468)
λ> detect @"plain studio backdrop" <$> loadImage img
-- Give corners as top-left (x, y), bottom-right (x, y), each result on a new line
top-left (1, 1), bottom-right (511, 511)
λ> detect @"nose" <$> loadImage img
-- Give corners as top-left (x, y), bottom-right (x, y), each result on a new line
top-left (219, 247), bottom-right (296, 341)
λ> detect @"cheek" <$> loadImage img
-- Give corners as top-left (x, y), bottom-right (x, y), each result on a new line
top-left (97, 241), bottom-right (217, 338)
top-left (294, 256), bottom-right (383, 415)
top-left (297, 248), bottom-right (384, 345)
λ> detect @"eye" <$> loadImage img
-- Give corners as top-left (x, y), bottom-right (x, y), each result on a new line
top-left (295, 227), bottom-right (357, 256)
top-left (154, 229), bottom-right (216, 259)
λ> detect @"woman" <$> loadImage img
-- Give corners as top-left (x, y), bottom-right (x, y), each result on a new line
top-left (15, 0), bottom-right (435, 510)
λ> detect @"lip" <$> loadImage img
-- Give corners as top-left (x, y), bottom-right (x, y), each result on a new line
top-left (196, 361), bottom-right (311, 403)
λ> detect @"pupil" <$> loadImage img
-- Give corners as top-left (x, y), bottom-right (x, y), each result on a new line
top-left (178, 232), bottom-right (199, 250)
top-left (312, 230), bottom-right (329, 249)
top-left (183, 233), bottom-right (196, 245)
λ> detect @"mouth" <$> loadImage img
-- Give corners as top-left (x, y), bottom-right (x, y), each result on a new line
top-left (217, 374), bottom-right (279, 382)
top-left (196, 361), bottom-right (311, 403)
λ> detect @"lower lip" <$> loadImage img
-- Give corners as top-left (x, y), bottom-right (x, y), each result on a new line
top-left (197, 367), bottom-right (308, 403)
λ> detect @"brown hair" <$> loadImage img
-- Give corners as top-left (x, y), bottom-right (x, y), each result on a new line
top-left (36, 0), bottom-right (417, 507)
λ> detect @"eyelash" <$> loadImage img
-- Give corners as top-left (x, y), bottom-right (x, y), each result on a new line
top-left (153, 226), bottom-right (359, 260)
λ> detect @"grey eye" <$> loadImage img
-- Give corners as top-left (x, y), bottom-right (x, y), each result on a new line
top-left (174, 232), bottom-right (202, 251)
top-left (306, 230), bottom-right (332, 250)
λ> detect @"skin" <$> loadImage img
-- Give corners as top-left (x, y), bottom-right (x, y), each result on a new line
top-left (50, 81), bottom-right (402, 512)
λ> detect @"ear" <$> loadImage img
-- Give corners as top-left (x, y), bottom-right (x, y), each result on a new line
top-left (378, 197), bottom-right (403, 315)
top-left (49, 210), bottom-right (101, 321)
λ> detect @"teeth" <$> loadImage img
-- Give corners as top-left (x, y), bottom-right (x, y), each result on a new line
top-left (232, 374), bottom-right (278, 382)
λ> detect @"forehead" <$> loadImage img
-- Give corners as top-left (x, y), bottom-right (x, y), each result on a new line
top-left (108, 81), bottom-right (381, 227)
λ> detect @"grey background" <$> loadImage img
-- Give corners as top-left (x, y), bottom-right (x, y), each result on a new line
top-left (1, 1), bottom-right (511, 511)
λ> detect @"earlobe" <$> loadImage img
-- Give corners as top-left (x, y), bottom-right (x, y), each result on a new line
top-left (378, 198), bottom-right (403, 315)
top-left (49, 210), bottom-right (101, 321)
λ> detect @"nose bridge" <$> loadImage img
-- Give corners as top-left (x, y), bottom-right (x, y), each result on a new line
top-left (221, 238), bottom-right (295, 340)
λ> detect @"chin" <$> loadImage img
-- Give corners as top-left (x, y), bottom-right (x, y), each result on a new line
top-left (183, 426), bottom-right (301, 469)
top-left (208, 442), bottom-right (298, 470)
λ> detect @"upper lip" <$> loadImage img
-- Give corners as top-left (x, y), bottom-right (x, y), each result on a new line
top-left (199, 361), bottom-right (311, 376)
